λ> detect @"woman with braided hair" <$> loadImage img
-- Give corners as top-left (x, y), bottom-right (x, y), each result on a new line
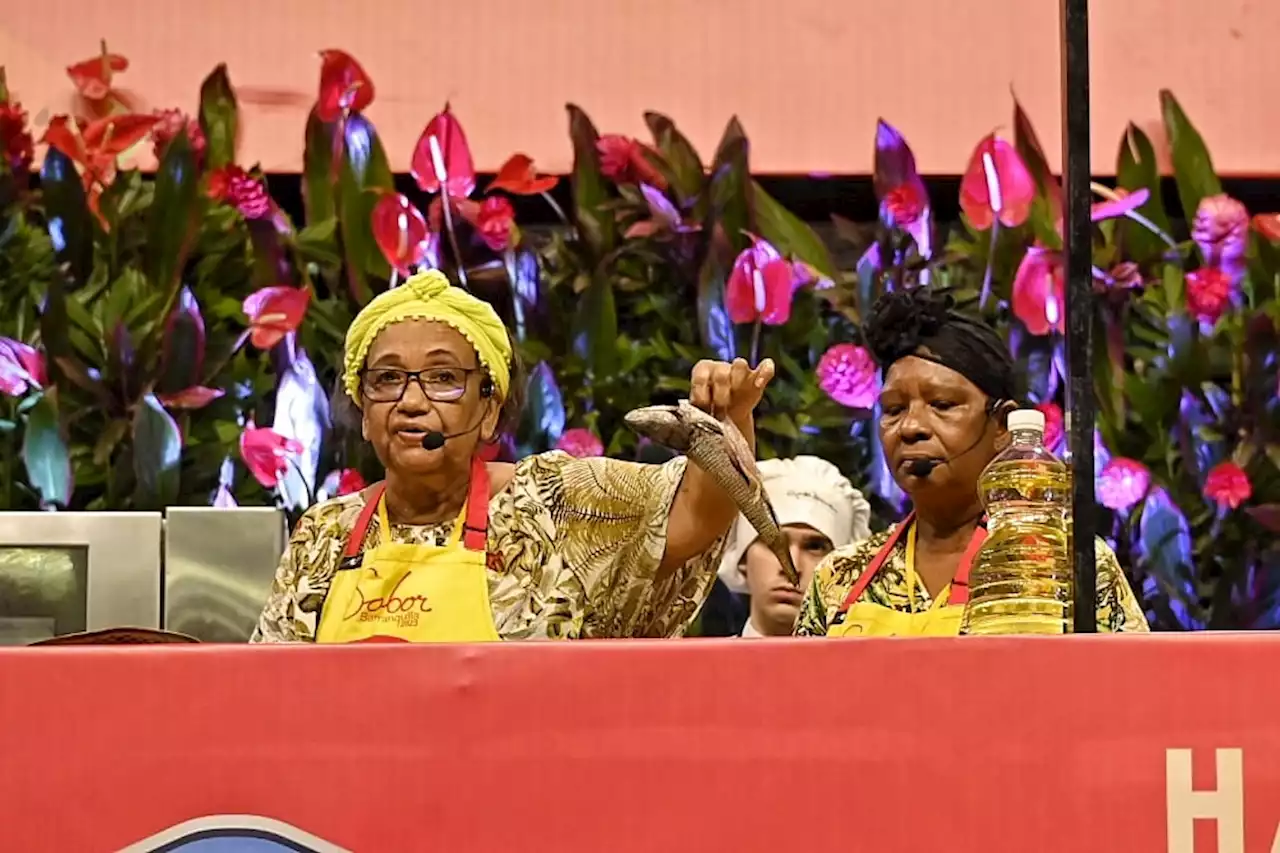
top-left (795, 287), bottom-right (1147, 637)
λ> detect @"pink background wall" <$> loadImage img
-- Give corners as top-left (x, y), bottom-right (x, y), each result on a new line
top-left (3, 0), bottom-right (1277, 175)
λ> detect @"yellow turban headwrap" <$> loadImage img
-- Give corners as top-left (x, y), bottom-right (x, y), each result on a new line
top-left (343, 270), bottom-right (513, 403)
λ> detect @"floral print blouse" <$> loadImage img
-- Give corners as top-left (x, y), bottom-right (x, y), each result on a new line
top-left (795, 526), bottom-right (1150, 636)
top-left (252, 452), bottom-right (726, 642)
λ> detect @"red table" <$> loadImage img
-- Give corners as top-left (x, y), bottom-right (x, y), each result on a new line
top-left (0, 636), bottom-right (1275, 853)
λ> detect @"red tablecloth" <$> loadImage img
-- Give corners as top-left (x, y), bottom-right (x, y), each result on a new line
top-left (0, 636), bottom-right (1274, 852)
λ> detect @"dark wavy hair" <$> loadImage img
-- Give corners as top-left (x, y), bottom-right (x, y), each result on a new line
top-left (863, 287), bottom-right (1017, 403)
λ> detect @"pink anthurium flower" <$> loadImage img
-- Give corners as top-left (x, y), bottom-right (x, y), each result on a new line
top-left (724, 237), bottom-right (796, 326)
top-left (316, 49), bottom-right (374, 122)
top-left (489, 153), bottom-right (558, 195)
top-left (1010, 188), bottom-right (1153, 336)
top-left (242, 286), bottom-right (310, 349)
top-left (239, 425), bottom-right (304, 489)
top-left (0, 338), bottom-right (45, 397)
top-left (411, 104), bottom-right (476, 198)
top-left (959, 135), bottom-right (1035, 230)
top-left (1012, 246), bottom-right (1065, 336)
top-left (370, 191), bottom-right (430, 276)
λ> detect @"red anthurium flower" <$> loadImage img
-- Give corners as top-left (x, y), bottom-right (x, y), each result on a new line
top-left (411, 104), bottom-right (476, 198)
top-left (316, 50), bottom-right (375, 122)
top-left (724, 237), bottom-right (796, 326)
top-left (66, 40), bottom-right (128, 102)
top-left (490, 153), bottom-right (558, 195)
top-left (1011, 246), bottom-right (1065, 336)
top-left (1204, 461), bottom-right (1251, 510)
top-left (157, 386), bottom-right (224, 410)
top-left (426, 195), bottom-right (481, 232)
top-left (475, 196), bottom-right (517, 252)
top-left (959, 135), bottom-right (1035, 230)
top-left (1252, 214), bottom-right (1280, 243)
top-left (242, 286), bottom-right (311, 349)
top-left (0, 338), bottom-right (45, 397)
top-left (239, 425), bottom-right (304, 489)
top-left (596, 135), bottom-right (667, 189)
top-left (370, 191), bottom-right (430, 276)
top-left (43, 113), bottom-right (159, 190)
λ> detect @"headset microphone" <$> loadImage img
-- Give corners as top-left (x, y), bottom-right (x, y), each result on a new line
top-left (907, 458), bottom-right (939, 478)
top-left (419, 417), bottom-right (488, 451)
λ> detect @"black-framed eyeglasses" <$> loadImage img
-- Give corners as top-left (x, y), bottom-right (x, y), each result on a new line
top-left (359, 366), bottom-right (484, 403)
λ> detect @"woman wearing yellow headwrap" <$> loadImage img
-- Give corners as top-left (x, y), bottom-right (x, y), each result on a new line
top-left (251, 271), bottom-right (775, 643)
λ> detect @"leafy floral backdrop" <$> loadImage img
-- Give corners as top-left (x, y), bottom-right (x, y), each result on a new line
top-left (1, 46), bottom-right (1278, 630)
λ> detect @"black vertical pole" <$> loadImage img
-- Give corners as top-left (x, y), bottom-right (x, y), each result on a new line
top-left (1061, 0), bottom-right (1097, 631)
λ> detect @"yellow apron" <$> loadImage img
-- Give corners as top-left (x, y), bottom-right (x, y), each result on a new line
top-left (315, 456), bottom-right (501, 644)
top-left (828, 512), bottom-right (987, 638)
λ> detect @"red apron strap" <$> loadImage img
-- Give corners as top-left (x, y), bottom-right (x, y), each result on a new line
top-left (836, 512), bottom-right (915, 615)
top-left (947, 519), bottom-right (988, 606)
top-left (342, 482), bottom-right (387, 559)
top-left (461, 456), bottom-right (490, 552)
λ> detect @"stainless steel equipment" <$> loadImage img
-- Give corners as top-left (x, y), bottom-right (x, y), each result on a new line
top-left (163, 507), bottom-right (287, 642)
top-left (0, 512), bottom-right (163, 644)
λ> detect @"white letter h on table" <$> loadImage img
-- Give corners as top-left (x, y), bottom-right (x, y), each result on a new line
top-left (1166, 748), bottom-right (1244, 853)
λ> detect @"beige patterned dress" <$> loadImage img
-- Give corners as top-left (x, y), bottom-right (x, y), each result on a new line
top-left (794, 526), bottom-right (1150, 636)
top-left (251, 452), bottom-right (726, 642)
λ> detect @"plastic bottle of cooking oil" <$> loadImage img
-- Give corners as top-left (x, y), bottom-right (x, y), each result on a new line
top-left (961, 409), bottom-right (1074, 635)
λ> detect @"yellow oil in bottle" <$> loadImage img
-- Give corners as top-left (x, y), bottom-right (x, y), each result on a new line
top-left (961, 412), bottom-right (1074, 635)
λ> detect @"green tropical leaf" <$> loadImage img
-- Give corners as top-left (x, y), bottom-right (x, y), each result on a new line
top-left (132, 393), bottom-right (183, 508)
top-left (21, 391), bottom-right (72, 508)
top-left (1013, 98), bottom-right (1062, 212)
top-left (39, 148), bottom-right (93, 287)
top-left (295, 218), bottom-right (342, 268)
top-left (695, 235), bottom-right (737, 362)
top-left (336, 114), bottom-right (394, 301)
top-left (644, 112), bottom-right (705, 207)
top-left (1160, 90), bottom-right (1222, 220)
top-left (752, 181), bottom-right (837, 281)
top-left (1115, 123), bottom-right (1175, 263)
top-left (303, 107), bottom-right (337, 225)
top-left (198, 64), bottom-right (239, 170)
top-left (572, 275), bottom-right (618, 379)
top-left (566, 103), bottom-right (615, 259)
top-left (145, 130), bottom-right (201, 296)
top-left (709, 119), bottom-right (751, 254)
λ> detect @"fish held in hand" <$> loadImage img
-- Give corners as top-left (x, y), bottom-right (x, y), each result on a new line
top-left (624, 400), bottom-right (799, 586)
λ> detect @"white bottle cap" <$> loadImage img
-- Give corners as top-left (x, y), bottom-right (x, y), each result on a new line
top-left (1007, 409), bottom-right (1046, 433)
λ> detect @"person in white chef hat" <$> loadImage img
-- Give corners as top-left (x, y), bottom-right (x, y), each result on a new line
top-left (718, 456), bottom-right (871, 637)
